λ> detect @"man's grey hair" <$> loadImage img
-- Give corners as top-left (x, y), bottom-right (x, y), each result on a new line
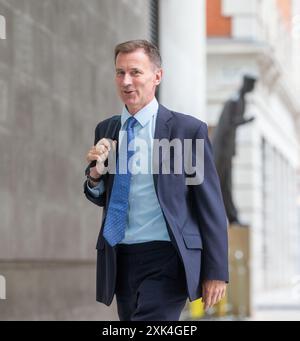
top-left (114, 39), bottom-right (162, 69)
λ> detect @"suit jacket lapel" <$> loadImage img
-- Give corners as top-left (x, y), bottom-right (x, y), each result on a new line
top-left (106, 117), bottom-right (121, 201)
top-left (153, 104), bottom-right (173, 191)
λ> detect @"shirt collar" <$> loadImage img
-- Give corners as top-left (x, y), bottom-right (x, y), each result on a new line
top-left (121, 97), bottom-right (159, 128)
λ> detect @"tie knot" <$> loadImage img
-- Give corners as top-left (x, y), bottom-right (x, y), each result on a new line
top-left (126, 116), bottom-right (137, 131)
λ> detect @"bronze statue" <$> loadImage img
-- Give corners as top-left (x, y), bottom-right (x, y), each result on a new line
top-left (212, 75), bottom-right (257, 226)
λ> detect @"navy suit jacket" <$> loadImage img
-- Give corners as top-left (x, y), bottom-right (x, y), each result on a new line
top-left (84, 104), bottom-right (229, 306)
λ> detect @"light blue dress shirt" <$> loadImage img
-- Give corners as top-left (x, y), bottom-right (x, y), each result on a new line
top-left (87, 97), bottom-right (170, 244)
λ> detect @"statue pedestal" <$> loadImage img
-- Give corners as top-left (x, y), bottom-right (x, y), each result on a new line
top-left (227, 224), bottom-right (251, 317)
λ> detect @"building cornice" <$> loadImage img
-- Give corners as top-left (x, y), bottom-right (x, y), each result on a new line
top-left (207, 38), bottom-right (268, 55)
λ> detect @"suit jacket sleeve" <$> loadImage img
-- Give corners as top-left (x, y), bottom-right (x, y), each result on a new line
top-left (191, 122), bottom-right (229, 282)
top-left (83, 123), bottom-right (107, 207)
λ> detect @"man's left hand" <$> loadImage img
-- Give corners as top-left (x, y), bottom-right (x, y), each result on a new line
top-left (201, 280), bottom-right (227, 310)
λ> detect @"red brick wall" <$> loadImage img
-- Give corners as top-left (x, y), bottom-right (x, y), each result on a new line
top-left (276, 0), bottom-right (291, 29)
top-left (206, 0), bottom-right (231, 37)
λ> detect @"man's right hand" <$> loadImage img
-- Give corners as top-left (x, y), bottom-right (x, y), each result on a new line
top-left (86, 138), bottom-right (115, 177)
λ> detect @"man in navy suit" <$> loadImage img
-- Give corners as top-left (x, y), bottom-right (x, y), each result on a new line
top-left (84, 40), bottom-right (228, 321)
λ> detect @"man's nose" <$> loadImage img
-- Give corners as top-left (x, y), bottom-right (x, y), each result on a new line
top-left (122, 73), bottom-right (132, 86)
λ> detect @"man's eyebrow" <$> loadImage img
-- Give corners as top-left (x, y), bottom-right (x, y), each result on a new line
top-left (115, 67), bottom-right (142, 72)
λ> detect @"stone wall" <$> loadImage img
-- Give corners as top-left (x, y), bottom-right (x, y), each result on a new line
top-left (0, 0), bottom-right (150, 320)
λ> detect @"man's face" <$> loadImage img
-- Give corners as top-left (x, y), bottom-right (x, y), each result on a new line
top-left (115, 49), bottom-right (162, 114)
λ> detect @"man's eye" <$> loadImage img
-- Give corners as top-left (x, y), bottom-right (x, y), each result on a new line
top-left (116, 71), bottom-right (124, 76)
top-left (132, 70), bottom-right (140, 75)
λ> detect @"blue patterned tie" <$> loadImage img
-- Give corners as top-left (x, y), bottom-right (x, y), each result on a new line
top-left (103, 116), bottom-right (137, 246)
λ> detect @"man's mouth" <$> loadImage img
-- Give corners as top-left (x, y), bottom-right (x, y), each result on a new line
top-left (123, 90), bottom-right (135, 94)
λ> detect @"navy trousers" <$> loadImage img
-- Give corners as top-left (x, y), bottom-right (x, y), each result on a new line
top-left (115, 241), bottom-right (188, 321)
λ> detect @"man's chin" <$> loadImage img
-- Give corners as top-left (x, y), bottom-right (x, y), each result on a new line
top-left (123, 99), bottom-right (138, 107)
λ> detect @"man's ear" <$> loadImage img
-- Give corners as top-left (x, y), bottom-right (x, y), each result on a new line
top-left (155, 68), bottom-right (163, 86)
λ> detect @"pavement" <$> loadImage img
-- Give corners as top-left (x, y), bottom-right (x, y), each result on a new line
top-left (249, 285), bottom-right (300, 321)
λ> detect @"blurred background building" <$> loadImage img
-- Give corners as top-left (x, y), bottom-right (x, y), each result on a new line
top-left (0, 0), bottom-right (300, 320)
top-left (206, 0), bottom-right (300, 320)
